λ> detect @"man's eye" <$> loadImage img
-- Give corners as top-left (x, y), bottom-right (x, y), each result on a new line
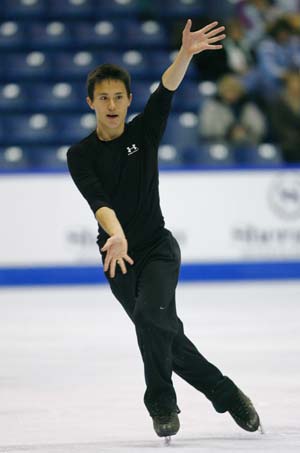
top-left (116, 95), bottom-right (123, 100)
top-left (99, 96), bottom-right (107, 100)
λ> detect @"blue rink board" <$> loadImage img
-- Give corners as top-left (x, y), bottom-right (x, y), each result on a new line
top-left (1, 261), bottom-right (300, 286)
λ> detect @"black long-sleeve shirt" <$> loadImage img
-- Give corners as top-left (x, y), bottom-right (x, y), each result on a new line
top-left (67, 82), bottom-right (174, 252)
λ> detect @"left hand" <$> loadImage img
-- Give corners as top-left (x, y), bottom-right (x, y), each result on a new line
top-left (182, 19), bottom-right (226, 56)
top-left (101, 234), bottom-right (134, 279)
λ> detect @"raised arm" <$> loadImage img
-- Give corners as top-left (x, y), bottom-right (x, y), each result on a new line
top-left (162, 19), bottom-right (226, 91)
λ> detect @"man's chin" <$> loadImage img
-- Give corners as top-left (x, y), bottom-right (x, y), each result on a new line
top-left (106, 118), bottom-right (122, 128)
top-left (101, 121), bottom-right (125, 138)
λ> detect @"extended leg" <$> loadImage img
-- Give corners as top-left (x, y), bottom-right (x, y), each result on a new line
top-left (172, 319), bottom-right (260, 431)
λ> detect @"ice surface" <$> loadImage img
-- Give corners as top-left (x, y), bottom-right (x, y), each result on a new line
top-left (0, 281), bottom-right (300, 452)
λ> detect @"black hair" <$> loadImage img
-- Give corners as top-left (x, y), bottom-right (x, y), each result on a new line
top-left (86, 63), bottom-right (131, 100)
top-left (268, 18), bottom-right (294, 39)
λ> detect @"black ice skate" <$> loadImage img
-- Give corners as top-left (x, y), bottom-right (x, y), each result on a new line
top-left (152, 412), bottom-right (180, 439)
top-left (227, 388), bottom-right (260, 432)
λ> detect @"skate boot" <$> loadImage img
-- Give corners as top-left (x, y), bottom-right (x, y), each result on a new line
top-left (209, 377), bottom-right (261, 433)
top-left (227, 388), bottom-right (260, 432)
top-left (152, 411), bottom-right (180, 438)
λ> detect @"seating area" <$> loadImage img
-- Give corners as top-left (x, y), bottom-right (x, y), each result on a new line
top-left (0, 0), bottom-right (286, 170)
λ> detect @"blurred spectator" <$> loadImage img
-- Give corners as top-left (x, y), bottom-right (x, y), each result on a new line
top-left (222, 18), bottom-right (255, 75)
top-left (192, 17), bottom-right (256, 82)
top-left (256, 17), bottom-right (300, 96)
top-left (199, 74), bottom-right (267, 147)
top-left (268, 70), bottom-right (300, 163)
top-left (275, 0), bottom-right (300, 13)
top-left (237, 0), bottom-right (282, 46)
top-left (205, 0), bottom-right (237, 22)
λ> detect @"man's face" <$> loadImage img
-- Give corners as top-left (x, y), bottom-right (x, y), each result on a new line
top-left (87, 79), bottom-right (132, 138)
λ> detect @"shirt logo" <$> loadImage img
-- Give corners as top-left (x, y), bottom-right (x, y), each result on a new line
top-left (127, 144), bottom-right (139, 156)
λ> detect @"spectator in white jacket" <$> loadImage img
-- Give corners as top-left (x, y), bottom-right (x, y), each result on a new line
top-left (199, 74), bottom-right (267, 147)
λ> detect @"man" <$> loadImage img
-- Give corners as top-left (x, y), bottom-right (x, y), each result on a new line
top-left (67, 19), bottom-right (261, 439)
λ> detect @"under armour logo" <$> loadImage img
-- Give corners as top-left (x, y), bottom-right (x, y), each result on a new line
top-left (127, 144), bottom-right (139, 156)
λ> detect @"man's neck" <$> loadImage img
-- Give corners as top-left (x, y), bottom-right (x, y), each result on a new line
top-left (97, 125), bottom-right (125, 142)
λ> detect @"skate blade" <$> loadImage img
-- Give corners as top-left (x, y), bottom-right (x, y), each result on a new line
top-left (164, 436), bottom-right (171, 446)
top-left (259, 421), bottom-right (265, 435)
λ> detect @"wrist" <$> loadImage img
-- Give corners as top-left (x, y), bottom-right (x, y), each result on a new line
top-left (179, 46), bottom-right (194, 61)
top-left (111, 231), bottom-right (126, 241)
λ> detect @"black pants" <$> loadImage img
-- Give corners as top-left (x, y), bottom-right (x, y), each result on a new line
top-left (103, 229), bottom-right (235, 416)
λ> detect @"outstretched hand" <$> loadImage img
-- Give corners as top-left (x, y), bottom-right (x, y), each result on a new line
top-left (101, 235), bottom-right (134, 278)
top-left (182, 19), bottom-right (226, 56)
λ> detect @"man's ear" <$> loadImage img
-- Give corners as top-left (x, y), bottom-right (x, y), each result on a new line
top-left (128, 93), bottom-right (133, 107)
top-left (86, 96), bottom-right (94, 110)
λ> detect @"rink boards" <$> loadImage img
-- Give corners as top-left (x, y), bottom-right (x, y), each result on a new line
top-left (1, 167), bottom-right (300, 285)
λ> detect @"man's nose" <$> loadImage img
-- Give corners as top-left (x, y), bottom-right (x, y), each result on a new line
top-left (108, 99), bottom-right (116, 110)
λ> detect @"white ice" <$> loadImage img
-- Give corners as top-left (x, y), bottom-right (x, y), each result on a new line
top-left (0, 281), bottom-right (300, 452)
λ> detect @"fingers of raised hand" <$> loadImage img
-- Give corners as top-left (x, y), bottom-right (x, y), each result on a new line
top-left (184, 18), bottom-right (192, 32)
top-left (208, 34), bottom-right (226, 44)
top-left (191, 24), bottom-right (225, 52)
top-left (199, 21), bottom-right (219, 35)
top-left (205, 25), bottom-right (225, 39)
top-left (206, 44), bottom-right (223, 50)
